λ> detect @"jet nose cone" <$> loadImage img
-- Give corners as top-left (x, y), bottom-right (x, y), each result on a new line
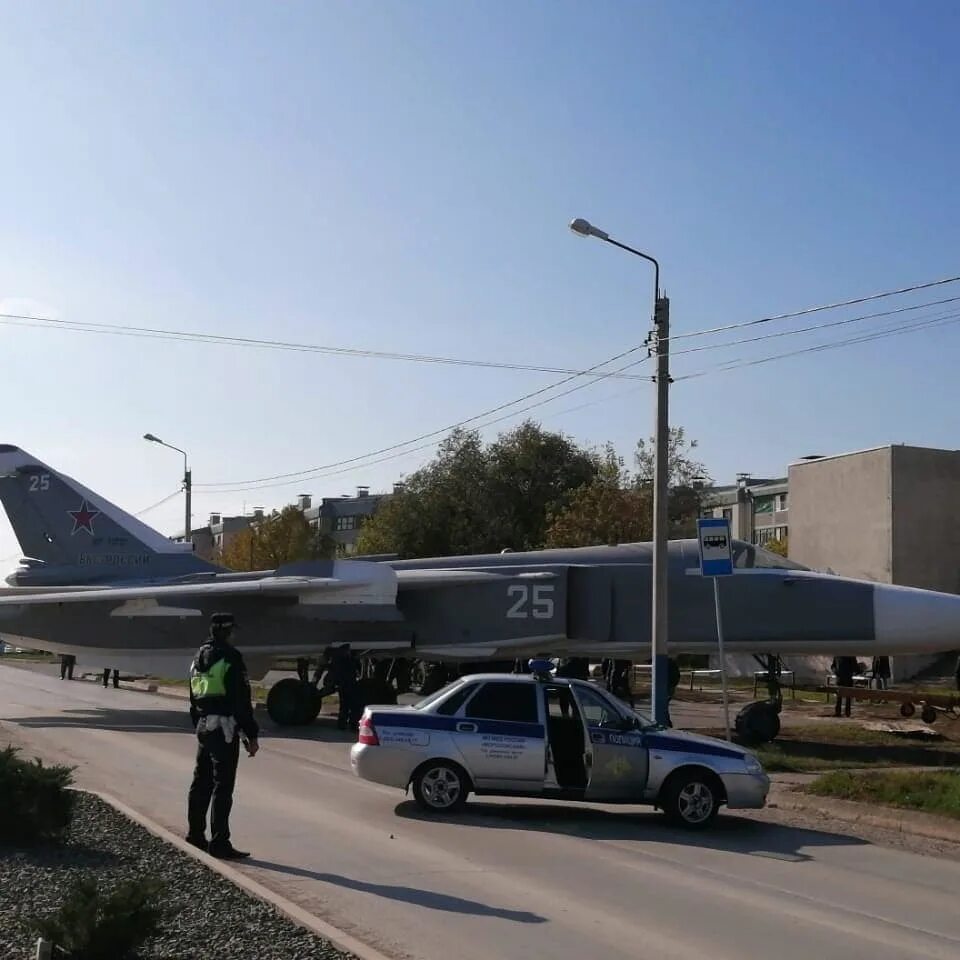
top-left (874, 583), bottom-right (960, 653)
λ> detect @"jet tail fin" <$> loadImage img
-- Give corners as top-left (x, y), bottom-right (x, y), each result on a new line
top-left (0, 444), bottom-right (216, 577)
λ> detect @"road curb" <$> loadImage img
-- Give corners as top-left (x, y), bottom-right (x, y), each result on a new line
top-left (771, 787), bottom-right (960, 844)
top-left (88, 789), bottom-right (394, 960)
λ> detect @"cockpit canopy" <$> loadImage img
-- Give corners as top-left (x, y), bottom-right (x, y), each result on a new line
top-left (732, 541), bottom-right (807, 571)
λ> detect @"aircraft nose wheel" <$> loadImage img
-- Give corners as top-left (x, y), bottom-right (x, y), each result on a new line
top-left (266, 678), bottom-right (322, 726)
top-left (734, 700), bottom-right (781, 744)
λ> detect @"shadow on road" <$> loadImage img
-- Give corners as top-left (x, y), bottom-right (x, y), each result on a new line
top-left (6, 705), bottom-right (193, 734)
top-left (393, 799), bottom-right (867, 863)
top-left (245, 860), bottom-right (547, 923)
top-left (258, 716), bottom-right (359, 743)
top-left (5, 703), bottom-right (357, 743)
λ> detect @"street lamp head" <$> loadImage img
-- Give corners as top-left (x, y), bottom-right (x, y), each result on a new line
top-left (569, 218), bottom-right (609, 241)
top-left (143, 433), bottom-right (161, 444)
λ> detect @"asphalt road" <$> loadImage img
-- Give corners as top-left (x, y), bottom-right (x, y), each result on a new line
top-left (3, 663), bottom-right (960, 960)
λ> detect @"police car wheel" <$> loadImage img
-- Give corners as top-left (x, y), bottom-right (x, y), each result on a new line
top-left (662, 770), bottom-right (720, 829)
top-left (412, 761), bottom-right (469, 813)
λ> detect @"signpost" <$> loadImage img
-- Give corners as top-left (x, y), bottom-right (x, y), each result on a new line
top-left (697, 518), bottom-right (733, 740)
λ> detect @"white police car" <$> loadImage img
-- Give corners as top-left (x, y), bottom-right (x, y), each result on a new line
top-left (350, 661), bottom-right (769, 829)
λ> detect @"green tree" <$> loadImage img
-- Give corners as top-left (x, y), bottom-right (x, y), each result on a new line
top-left (766, 535), bottom-right (788, 557)
top-left (633, 426), bottom-right (709, 488)
top-left (356, 422), bottom-right (600, 559)
top-left (545, 429), bottom-right (711, 548)
top-left (218, 506), bottom-right (334, 571)
top-left (543, 446), bottom-right (652, 547)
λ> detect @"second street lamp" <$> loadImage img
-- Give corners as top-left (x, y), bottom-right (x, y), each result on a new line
top-left (569, 217), bottom-right (671, 726)
top-left (143, 433), bottom-right (192, 548)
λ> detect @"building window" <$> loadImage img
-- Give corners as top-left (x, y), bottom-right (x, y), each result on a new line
top-left (775, 493), bottom-right (788, 512)
top-left (754, 496), bottom-right (774, 515)
top-left (755, 527), bottom-right (787, 546)
top-left (335, 516), bottom-right (356, 531)
top-left (722, 508), bottom-right (733, 523)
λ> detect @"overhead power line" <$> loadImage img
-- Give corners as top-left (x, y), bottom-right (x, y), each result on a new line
top-left (668, 274), bottom-right (960, 343)
top-left (7, 273), bottom-right (957, 497)
top-left (0, 312), bottom-right (649, 381)
top-left (134, 489), bottom-right (184, 517)
top-left (513, 304), bottom-right (960, 424)
top-left (201, 306), bottom-right (960, 494)
top-left (198, 275), bottom-right (960, 492)
top-left (6, 274), bottom-right (956, 362)
top-left (199, 353), bottom-right (655, 494)
top-left (671, 295), bottom-right (960, 358)
top-left (675, 309), bottom-right (960, 381)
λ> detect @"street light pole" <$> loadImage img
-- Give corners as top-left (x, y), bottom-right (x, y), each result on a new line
top-left (569, 218), bottom-right (671, 726)
top-left (143, 434), bottom-right (192, 547)
top-left (651, 295), bottom-right (670, 726)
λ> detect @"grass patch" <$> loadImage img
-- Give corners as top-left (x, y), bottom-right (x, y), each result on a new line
top-left (808, 769), bottom-right (960, 819)
top-left (711, 722), bottom-right (960, 773)
top-left (788, 723), bottom-right (918, 745)
top-left (782, 691), bottom-right (832, 706)
top-left (750, 744), bottom-right (864, 773)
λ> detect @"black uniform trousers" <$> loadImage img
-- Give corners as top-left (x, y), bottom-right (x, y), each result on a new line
top-left (337, 682), bottom-right (360, 729)
top-left (187, 725), bottom-right (240, 846)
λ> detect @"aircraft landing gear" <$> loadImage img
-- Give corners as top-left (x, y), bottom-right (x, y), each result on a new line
top-left (734, 654), bottom-right (783, 744)
top-left (266, 656), bottom-right (403, 727)
top-left (266, 677), bottom-right (323, 726)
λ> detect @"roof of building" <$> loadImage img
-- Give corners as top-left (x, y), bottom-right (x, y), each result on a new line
top-left (303, 492), bottom-right (389, 521)
top-left (788, 444), bottom-right (960, 467)
top-left (707, 478), bottom-right (788, 506)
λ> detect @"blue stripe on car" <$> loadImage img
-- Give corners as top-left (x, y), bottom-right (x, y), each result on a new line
top-left (372, 711), bottom-right (544, 740)
top-left (645, 735), bottom-right (743, 759)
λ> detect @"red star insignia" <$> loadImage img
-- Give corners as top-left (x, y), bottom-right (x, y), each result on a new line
top-left (69, 499), bottom-right (100, 536)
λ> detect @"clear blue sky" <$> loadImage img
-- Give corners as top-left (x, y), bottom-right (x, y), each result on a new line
top-left (1, 0), bottom-right (958, 561)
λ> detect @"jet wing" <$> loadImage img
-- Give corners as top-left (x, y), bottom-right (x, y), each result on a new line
top-left (0, 561), bottom-right (398, 608)
top-left (395, 569), bottom-right (556, 590)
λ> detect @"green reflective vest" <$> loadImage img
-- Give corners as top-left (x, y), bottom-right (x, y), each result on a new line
top-left (190, 657), bottom-right (230, 699)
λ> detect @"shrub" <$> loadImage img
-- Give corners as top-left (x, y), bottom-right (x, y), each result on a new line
top-left (0, 746), bottom-right (75, 843)
top-left (34, 877), bottom-right (166, 960)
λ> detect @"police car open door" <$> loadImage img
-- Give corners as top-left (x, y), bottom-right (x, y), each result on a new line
top-left (570, 684), bottom-right (648, 801)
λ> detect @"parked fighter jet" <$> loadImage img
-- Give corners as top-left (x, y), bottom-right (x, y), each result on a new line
top-left (3, 443), bottom-right (960, 732)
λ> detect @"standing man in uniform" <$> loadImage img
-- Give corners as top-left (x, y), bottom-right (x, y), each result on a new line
top-left (325, 643), bottom-right (360, 731)
top-left (872, 656), bottom-right (891, 691)
top-left (833, 655), bottom-right (856, 717)
top-left (186, 613), bottom-right (259, 859)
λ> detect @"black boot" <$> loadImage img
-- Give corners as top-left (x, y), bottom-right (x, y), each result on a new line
top-left (209, 842), bottom-right (250, 860)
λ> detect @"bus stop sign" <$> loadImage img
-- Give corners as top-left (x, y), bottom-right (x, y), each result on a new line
top-left (697, 517), bottom-right (733, 577)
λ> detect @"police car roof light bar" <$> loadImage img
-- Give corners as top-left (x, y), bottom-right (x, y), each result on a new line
top-left (528, 659), bottom-right (554, 680)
